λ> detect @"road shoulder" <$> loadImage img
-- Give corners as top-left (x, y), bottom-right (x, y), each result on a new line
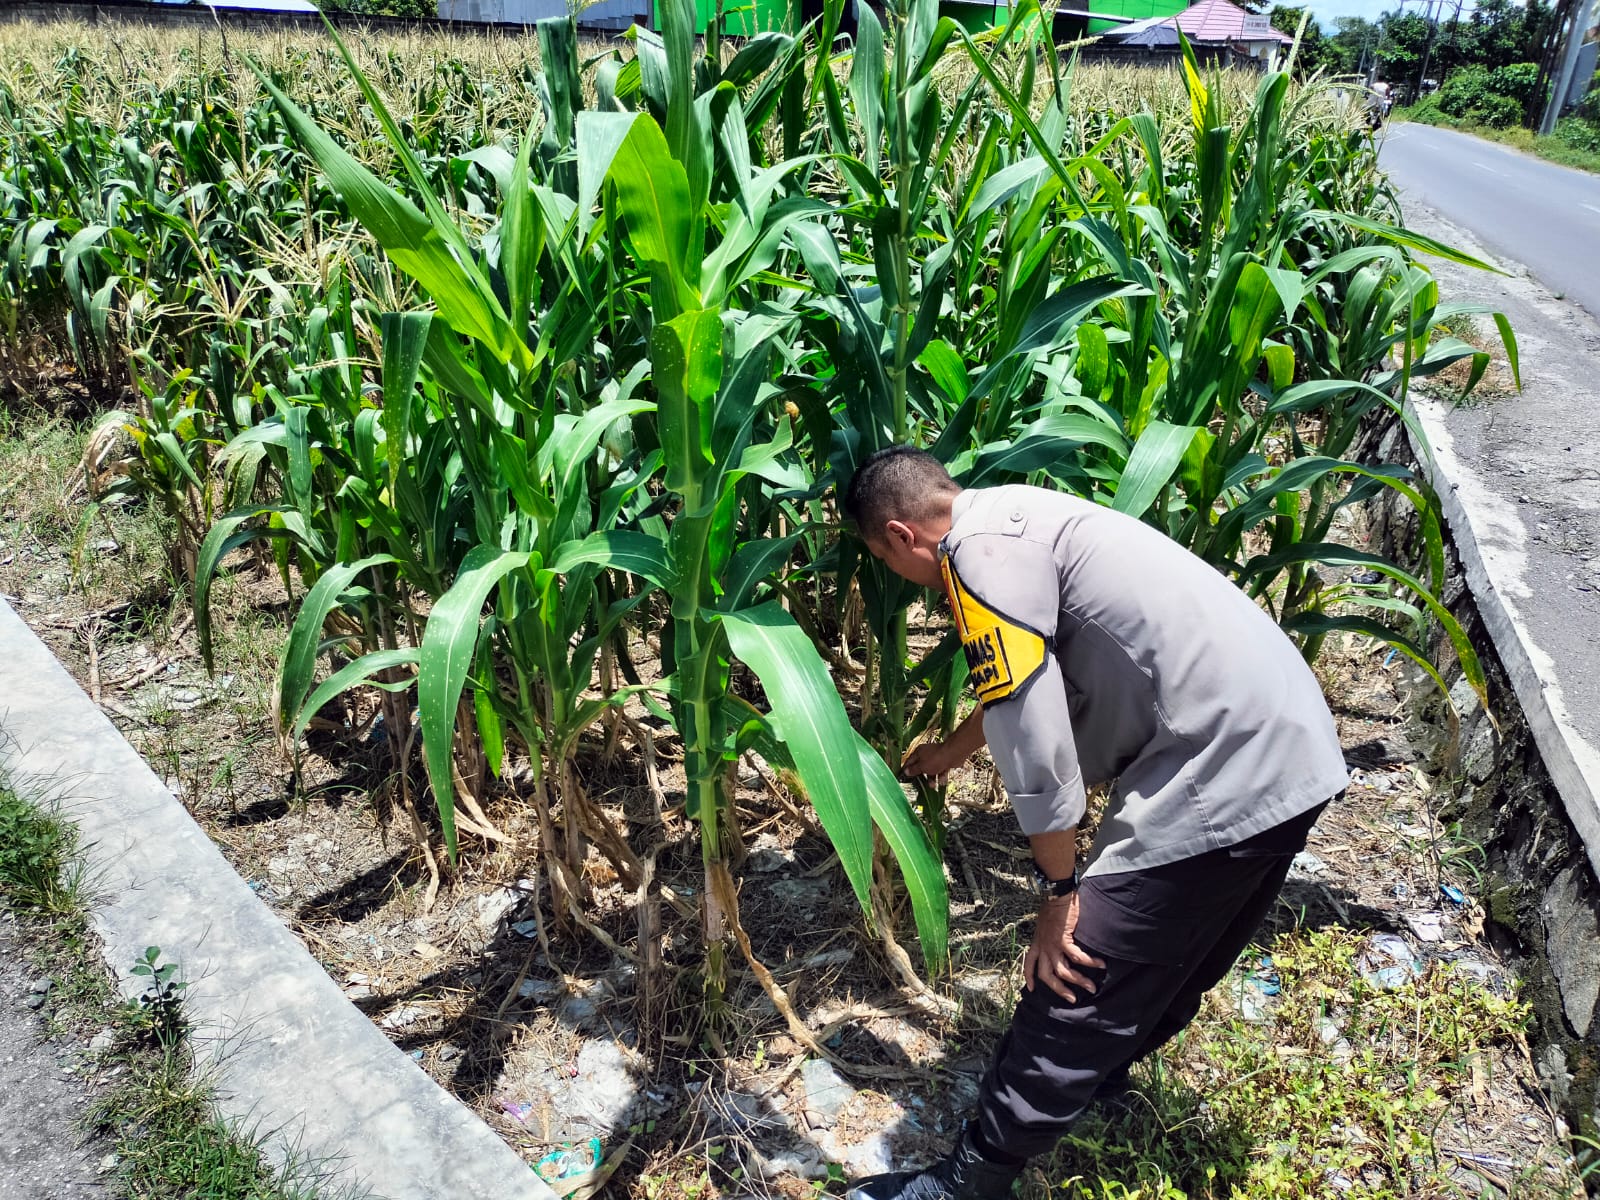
top-left (1401, 201), bottom-right (1600, 873)
top-left (0, 911), bottom-right (112, 1200)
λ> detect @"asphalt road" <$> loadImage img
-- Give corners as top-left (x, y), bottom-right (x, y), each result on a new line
top-left (1379, 123), bottom-right (1600, 320)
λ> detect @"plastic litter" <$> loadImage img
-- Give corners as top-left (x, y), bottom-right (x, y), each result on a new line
top-left (1370, 933), bottom-right (1417, 963)
top-left (1441, 883), bottom-right (1467, 905)
top-left (1245, 955), bottom-right (1281, 996)
top-left (409, 1049), bottom-right (424, 1061)
top-left (535, 1138), bottom-right (603, 1183)
top-left (499, 1098), bottom-right (534, 1125)
top-left (1367, 966), bottom-right (1414, 990)
top-left (1404, 912), bottom-right (1445, 943)
top-left (511, 919), bottom-right (542, 939)
top-left (1360, 933), bottom-right (1424, 989)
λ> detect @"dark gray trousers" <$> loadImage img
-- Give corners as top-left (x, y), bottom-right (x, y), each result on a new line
top-left (977, 800), bottom-right (1329, 1160)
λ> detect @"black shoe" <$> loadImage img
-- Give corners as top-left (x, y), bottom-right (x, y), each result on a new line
top-left (845, 1124), bottom-right (1022, 1200)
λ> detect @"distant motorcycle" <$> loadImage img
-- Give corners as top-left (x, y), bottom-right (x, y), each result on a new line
top-left (1367, 84), bottom-right (1394, 131)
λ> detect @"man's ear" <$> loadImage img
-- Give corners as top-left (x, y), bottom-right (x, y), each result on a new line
top-left (883, 519), bottom-right (916, 549)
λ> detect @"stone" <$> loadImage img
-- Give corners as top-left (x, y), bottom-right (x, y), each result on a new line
top-left (1450, 957), bottom-right (1510, 996)
top-left (475, 888), bottom-right (519, 934)
top-left (517, 978), bottom-right (559, 1002)
top-left (799, 1058), bottom-right (854, 1128)
top-left (768, 877), bottom-right (829, 911)
top-left (749, 1144), bottom-right (828, 1181)
top-left (1359, 934), bottom-right (1423, 990)
top-left (1289, 851), bottom-right (1328, 879)
top-left (557, 996), bottom-right (598, 1026)
top-left (747, 848), bottom-right (795, 874)
top-left (1447, 675), bottom-right (1484, 729)
top-left (1463, 720), bottom-right (1497, 785)
top-left (1540, 865), bottom-right (1600, 1038)
top-left (1235, 978), bottom-right (1275, 1020)
top-left (1582, 555), bottom-right (1600, 590)
top-left (27, 977), bottom-right (50, 994)
top-left (89, 1029), bottom-right (115, 1053)
top-left (1537, 1042), bottom-right (1572, 1107)
top-left (380, 1006), bottom-right (425, 1030)
top-left (812, 1122), bottom-right (902, 1176)
top-left (564, 1041), bottom-right (639, 1137)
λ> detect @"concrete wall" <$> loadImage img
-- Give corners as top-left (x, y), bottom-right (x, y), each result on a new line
top-left (1367, 416), bottom-right (1600, 1144)
top-left (437, 0), bottom-right (643, 30)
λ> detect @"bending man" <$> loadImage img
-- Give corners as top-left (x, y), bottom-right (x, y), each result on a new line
top-left (842, 447), bottom-right (1348, 1200)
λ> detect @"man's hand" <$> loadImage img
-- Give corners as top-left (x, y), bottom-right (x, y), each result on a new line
top-left (902, 707), bottom-right (987, 785)
top-left (902, 739), bottom-right (964, 785)
top-left (1024, 892), bottom-right (1106, 1002)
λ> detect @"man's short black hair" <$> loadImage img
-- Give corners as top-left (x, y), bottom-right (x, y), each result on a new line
top-left (841, 446), bottom-right (960, 541)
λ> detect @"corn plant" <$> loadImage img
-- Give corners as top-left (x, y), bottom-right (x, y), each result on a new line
top-left (0, 9), bottom-right (1523, 1000)
top-left (185, 9), bottom-right (952, 996)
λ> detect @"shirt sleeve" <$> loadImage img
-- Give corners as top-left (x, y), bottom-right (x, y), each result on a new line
top-left (945, 533), bottom-right (1085, 836)
top-left (982, 656), bottom-right (1086, 835)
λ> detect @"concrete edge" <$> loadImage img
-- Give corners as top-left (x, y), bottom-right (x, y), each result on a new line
top-left (1407, 399), bottom-right (1600, 881)
top-left (0, 600), bottom-right (558, 1200)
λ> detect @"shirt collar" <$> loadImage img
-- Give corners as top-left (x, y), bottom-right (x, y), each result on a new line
top-left (941, 489), bottom-right (975, 559)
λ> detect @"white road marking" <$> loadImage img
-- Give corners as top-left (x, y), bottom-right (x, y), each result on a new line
top-left (1583, 203), bottom-right (1600, 216)
top-left (1473, 162), bottom-right (1508, 176)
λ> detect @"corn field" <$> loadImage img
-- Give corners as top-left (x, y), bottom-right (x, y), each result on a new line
top-left (0, 2), bottom-right (1518, 1010)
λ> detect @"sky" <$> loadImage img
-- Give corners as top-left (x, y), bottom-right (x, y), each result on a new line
top-left (1301, 0), bottom-right (1406, 21)
top-left (1295, 0), bottom-right (1525, 30)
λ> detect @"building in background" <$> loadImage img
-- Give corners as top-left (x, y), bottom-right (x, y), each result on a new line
top-left (1095, 0), bottom-right (1293, 60)
top-left (437, 0), bottom-right (644, 29)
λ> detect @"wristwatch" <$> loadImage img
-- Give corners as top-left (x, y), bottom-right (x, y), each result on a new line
top-left (1030, 860), bottom-right (1079, 899)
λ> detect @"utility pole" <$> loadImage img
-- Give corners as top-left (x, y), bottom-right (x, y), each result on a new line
top-left (1541, 0), bottom-right (1599, 133)
top-left (1416, 0), bottom-right (1440, 100)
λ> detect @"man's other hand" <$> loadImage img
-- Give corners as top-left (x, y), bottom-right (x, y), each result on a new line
top-left (1024, 893), bottom-right (1106, 1002)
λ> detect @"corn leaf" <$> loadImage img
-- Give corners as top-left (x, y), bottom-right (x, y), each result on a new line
top-left (856, 741), bottom-right (949, 974)
top-left (251, 69), bottom-right (523, 368)
top-left (278, 554), bottom-right (397, 741)
top-left (1113, 420), bottom-right (1202, 518)
top-left (720, 603), bottom-right (874, 916)
top-left (290, 649), bottom-right (420, 743)
top-left (419, 546), bottom-right (532, 861)
top-left (653, 308), bottom-right (723, 496)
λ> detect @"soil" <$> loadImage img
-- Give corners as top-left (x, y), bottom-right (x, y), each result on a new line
top-left (0, 913), bottom-right (113, 1200)
top-left (0, 475), bottom-right (1586, 1197)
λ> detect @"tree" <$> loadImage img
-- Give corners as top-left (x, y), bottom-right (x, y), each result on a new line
top-left (1330, 16), bottom-right (1382, 76)
top-left (325, 0), bottom-right (438, 16)
top-left (1377, 10), bottom-right (1434, 94)
top-left (1271, 5), bottom-right (1333, 74)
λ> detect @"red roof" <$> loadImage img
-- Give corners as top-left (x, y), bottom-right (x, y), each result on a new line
top-left (1172, 0), bottom-right (1293, 43)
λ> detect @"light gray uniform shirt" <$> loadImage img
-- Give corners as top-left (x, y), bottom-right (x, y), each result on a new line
top-left (939, 485), bottom-right (1348, 877)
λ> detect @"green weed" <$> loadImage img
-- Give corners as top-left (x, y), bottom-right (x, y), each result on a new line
top-left (0, 773), bottom-right (329, 1200)
top-left (1032, 928), bottom-right (1556, 1198)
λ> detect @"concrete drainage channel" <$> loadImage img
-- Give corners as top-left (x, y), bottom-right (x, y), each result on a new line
top-left (0, 601), bottom-right (558, 1200)
top-left (1378, 400), bottom-right (1600, 1142)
